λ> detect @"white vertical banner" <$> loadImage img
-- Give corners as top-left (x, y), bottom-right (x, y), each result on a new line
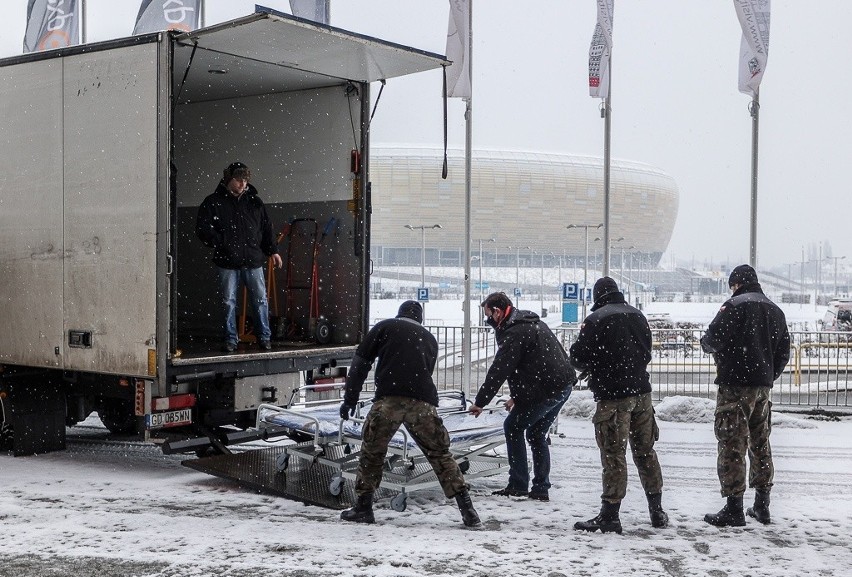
top-left (588, 0), bottom-right (613, 99)
top-left (289, 0), bottom-right (329, 25)
top-left (445, 0), bottom-right (471, 99)
top-left (23, 0), bottom-right (80, 53)
top-left (734, 0), bottom-right (771, 97)
top-left (133, 0), bottom-right (201, 34)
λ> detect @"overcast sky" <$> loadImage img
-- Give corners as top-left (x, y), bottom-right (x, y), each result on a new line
top-left (3, 1), bottom-right (850, 270)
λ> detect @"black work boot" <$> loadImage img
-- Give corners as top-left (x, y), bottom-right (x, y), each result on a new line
top-left (704, 495), bottom-right (746, 527)
top-left (647, 492), bottom-right (669, 528)
top-left (574, 501), bottom-right (623, 534)
top-left (455, 489), bottom-right (482, 527)
top-left (340, 492), bottom-right (375, 524)
top-left (746, 489), bottom-right (771, 524)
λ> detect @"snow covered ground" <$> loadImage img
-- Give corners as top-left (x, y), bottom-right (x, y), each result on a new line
top-left (2, 394), bottom-right (851, 577)
top-left (2, 299), bottom-right (849, 576)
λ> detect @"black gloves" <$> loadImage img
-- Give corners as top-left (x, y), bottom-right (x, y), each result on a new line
top-left (339, 402), bottom-right (356, 421)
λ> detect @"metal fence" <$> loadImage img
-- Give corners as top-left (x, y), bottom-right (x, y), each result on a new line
top-left (422, 326), bottom-right (852, 410)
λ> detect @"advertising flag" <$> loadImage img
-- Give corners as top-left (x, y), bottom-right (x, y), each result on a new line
top-left (133, 0), bottom-right (201, 34)
top-left (289, 0), bottom-right (329, 25)
top-left (23, 0), bottom-right (79, 53)
top-left (734, 0), bottom-right (770, 97)
top-left (588, 0), bottom-right (613, 99)
top-left (445, 0), bottom-right (470, 99)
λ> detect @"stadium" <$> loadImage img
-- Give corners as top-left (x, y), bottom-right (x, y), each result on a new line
top-left (369, 146), bottom-right (679, 272)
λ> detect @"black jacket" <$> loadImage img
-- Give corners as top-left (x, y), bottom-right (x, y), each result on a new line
top-left (569, 291), bottom-right (653, 401)
top-left (344, 317), bottom-right (440, 407)
top-left (700, 283), bottom-right (790, 388)
top-left (474, 307), bottom-right (576, 408)
top-left (196, 182), bottom-right (278, 269)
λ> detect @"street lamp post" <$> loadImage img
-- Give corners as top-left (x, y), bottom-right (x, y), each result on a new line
top-left (619, 244), bottom-right (635, 298)
top-left (828, 255), bottom-right (846, 297)
top-left (567, 223), bottom-right (603, 320)
top-left (477, 237), bottom-right (495, 303)
top-left (405, 224), bottom-right (442, 290)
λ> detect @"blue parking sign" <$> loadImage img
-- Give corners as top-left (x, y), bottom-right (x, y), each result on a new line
top-left (417, 287), bottom-right (429, 302)
top-left (513, 287), bottom-right (522, 296)
top-left (562, 282), bottom-right (579, 300)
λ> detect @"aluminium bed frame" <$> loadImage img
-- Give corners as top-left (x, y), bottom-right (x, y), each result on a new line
top-left (255, 384), bottom-right (509, 511)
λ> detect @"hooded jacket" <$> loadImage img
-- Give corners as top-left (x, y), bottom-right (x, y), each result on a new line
top-left (343, 302), bottom-right (440, 406)
top-left (700, 283), bottom-right (790, 387)
top-left (473, 307), bottom-right (576, 408)
top-left (569, 291), bottom-right (653, 401)
top-left (196, 182), bottom-right (278, 269)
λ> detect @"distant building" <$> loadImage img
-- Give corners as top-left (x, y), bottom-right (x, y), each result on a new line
top-left (370, 147), bottom-right (678, 270)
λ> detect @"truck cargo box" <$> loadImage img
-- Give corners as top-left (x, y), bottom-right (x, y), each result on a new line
top-left (0, 10), bottom-right (447, 455)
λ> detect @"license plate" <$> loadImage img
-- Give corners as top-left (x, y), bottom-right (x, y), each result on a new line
top-left (146, 408), bottom-right (192, 429)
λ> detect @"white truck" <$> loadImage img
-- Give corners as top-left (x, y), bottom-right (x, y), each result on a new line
top-left (0, 10), bottom-right (446, 456)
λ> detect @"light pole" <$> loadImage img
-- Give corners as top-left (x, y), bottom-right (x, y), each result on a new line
top-left (596, 236), bottom-right (624, 276)
top-left (477, 237), bottom-right (495, 303)
top-left (828, 255), bottom-right (846, 297)
top-left (619, 244), bottom-right (635, 298)
top-left (404, 224), bottom-right (442, 290)
top-left (506, 245), bottom-right (529, 305)
top-left (567, 223), bottom-right (603, 320)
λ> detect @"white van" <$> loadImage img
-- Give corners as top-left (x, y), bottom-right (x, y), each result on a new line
top-left (821, 300), bottom-right (852, 331)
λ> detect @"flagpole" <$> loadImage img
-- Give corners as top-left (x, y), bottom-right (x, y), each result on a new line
top-left (201, 0), bottom-right (206, 27)
top-left (602, 65), bottom-right (611, 277)
top-left (749, 91), bottom-right (759, 268)
top-left (81, 0), bottom-right (87, 43)
top-left (462, 0), bottom-right (474, 398)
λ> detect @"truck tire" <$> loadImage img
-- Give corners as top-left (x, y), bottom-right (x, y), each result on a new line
top-left (97, 399), bottom-right (137, 435)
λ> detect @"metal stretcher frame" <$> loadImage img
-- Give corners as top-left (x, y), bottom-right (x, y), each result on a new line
top-left (255, 386), bottom-right (509, 511)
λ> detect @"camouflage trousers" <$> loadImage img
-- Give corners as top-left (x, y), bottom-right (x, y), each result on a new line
top-left (354, 396), bottom-right (467, 498)
top-left (714, 385), bottom-right (773, 497)
top-left (593, 392), bottom-right (664, 503)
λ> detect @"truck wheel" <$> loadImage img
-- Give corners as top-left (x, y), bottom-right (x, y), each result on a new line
top-left (97, 399), bottom-right (137, 435)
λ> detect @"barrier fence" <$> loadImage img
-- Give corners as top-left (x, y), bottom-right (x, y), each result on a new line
top-left (421, 326), bottom-right (852, 411)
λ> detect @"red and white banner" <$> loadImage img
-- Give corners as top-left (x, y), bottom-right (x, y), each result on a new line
top-left (23, 0), bottom-right (79, 53)
top-left (445, 0), bottom-right (471, 99)
top-left (588, 0), bottom-right (614, 99)
top-left (734, 0), bottom-right (771, 98)
top-left (133, 0), bottom-right (201, 34)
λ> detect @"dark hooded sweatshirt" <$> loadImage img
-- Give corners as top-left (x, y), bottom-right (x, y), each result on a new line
top-left (473, 307), bottom-right (576, 409)
top-left (700, 283), bottom-right (790, 387)
top-left (343, 301), bottom-right (440, 407)
top-left (196, 182), bottom-right (278, 269)
top-left (569, 291), bottom-right (653, 401)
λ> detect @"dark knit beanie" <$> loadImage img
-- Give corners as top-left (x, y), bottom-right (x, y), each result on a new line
top-left (397, 300), bottom-right (423, 324)
top-left (593, 276), bottom-right (619, 302)
top-left (728, 264), bottom-right (759, 288)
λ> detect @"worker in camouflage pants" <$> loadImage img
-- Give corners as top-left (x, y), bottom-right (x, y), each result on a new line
top-left (714, 385), bottom-right (773, 498)
top-left (594, 394), bottom-right (664, 505)
top-left (701, 265), bottom-right (789, 527)
top-left (338, 301), bottom-right (480, 527)
top-left (570, 277), bottom-right (668, 534)
top-left (355, 396), bottom-right (466, 498)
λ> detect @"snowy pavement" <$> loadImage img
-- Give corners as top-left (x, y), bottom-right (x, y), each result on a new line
top-left (1, 395), bottom-right (851, 577)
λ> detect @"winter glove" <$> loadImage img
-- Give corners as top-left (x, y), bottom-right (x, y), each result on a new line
top-left (339, 402), bottom-right (356, 421)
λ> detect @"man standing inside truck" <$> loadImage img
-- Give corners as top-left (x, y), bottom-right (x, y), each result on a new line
top-left (196, 162), bottom-right (282, 352)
